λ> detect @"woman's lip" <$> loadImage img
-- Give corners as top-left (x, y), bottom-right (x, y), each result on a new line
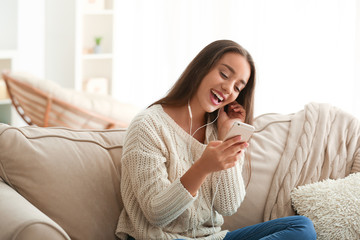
top-left (210, 90), bottom-right (221, 106)
top-left (211, 89), bottom-right (226, 101)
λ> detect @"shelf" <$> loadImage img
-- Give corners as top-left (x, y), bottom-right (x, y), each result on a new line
top-left (0, 99), bottom-right (11, 105)
top-left (83, 53), bottom-right (113, 60)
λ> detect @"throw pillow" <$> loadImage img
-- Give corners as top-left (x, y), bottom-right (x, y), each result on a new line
top-left (291, 172), bottom-right (360, 240)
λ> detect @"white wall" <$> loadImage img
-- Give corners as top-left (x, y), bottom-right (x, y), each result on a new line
top-left (0, 0), bottom-right (45, 77)
top-left (45, 0), bottom-right (76, 88)
top-left (0, 0), bottom-right (74, 84)
top-left (251, 0), bottom-right (358, 116)
top-left (0, 0), bottom-right (18, 50)
top-left (2, 0), bottom-right (360, 119)
top-left (16, 0), bottom-right (45, 77)
top-left (113, 0), bottom-right (360, 119)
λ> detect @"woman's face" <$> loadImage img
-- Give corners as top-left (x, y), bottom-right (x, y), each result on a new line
top-left (194, 52), bottom-right (251, 114)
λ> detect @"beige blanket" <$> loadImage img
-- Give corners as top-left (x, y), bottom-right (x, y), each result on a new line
top-left (264, 102), bottom-right (360, 221)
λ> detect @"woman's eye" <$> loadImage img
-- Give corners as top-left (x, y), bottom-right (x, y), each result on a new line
top-left (235, 86), bottom-right (241, 92)
top-left (220, 72), bottom-right (228, 79)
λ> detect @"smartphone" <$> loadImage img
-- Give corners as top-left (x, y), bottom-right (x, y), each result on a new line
top-left (224, 121), bottom-right (255, 142)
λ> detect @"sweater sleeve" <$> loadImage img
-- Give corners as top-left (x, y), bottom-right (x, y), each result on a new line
top-left (120, 116), bottom-right (197, 228)
top-left (211, 152), bottom-right (246, 216)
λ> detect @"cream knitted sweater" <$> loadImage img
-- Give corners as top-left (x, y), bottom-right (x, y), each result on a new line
top-left (116, 105), bottom-right (246, 240)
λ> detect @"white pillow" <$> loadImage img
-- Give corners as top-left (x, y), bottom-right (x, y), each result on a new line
top-left (291, 172), bottom-right (360, 240)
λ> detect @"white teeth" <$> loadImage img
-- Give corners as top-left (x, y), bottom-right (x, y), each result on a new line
top-left (211, 90), bottom-right (224, 101)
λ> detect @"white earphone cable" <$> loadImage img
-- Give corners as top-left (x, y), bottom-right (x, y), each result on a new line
top-left (187, 100), bottom-right (221, 239)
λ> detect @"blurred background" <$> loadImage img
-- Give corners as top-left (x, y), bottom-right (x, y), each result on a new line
top-left (1, 0), bottom-right (359, 126)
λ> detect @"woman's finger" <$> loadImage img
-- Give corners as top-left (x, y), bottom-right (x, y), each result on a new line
top-left (219, 135), bottom-right (242, 150)
top-left (223, 155), bottom-right (242, 169)
top-left (223, 141), bottom-right (248, 157)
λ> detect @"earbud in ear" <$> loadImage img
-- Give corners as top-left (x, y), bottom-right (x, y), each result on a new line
top-left (188, 101), bottom-right (193, 119)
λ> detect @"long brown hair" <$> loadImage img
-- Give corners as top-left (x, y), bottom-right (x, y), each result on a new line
top-left (152, 39), bottom-right (256, 124)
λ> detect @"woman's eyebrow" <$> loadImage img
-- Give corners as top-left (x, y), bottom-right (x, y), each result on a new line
top-left (221, 64), bottom-right (235, 74)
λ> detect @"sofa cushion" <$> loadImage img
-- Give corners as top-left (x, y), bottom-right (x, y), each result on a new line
top-left (0, 179), bottom-right (70, 240)
top-left (0, 124), bottom-right (126, 240)
top-left (291, 172), bottom-right (360, 240)
top-left (222, 113), bottom-right (292, 230)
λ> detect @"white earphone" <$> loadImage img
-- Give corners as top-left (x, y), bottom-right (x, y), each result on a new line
top-left (188, 101), bottom-right (193, 120)
top-left (187, 100), bottom-right (221, 239)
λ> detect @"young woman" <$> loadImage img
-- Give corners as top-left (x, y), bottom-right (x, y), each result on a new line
top-left (116, 40), bottom-right (316, 240)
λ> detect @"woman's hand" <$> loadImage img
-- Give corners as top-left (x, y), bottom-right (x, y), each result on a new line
top-left (180, 135), bottom-right (248, 196)
top-left (217, 101), bottom-right (246, 140)
top-left (226, 101), bottom-right (246, 121)
top-left (197, 136), bottom-right (248, 174)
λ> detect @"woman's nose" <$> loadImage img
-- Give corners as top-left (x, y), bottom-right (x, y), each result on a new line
top-left (221, 81), bottom-right (233, 94)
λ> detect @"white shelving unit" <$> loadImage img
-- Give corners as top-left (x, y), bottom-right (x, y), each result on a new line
top-left (75, 0), bottom-right (115, 95)
top-left (46, 0), bottom-right (116, 96)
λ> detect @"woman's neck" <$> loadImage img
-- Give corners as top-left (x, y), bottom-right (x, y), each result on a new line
top-left (162, 104), bottom-right (207, 143)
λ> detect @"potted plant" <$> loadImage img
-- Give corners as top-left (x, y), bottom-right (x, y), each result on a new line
top-left (93, 36), bottom-right (102, 54)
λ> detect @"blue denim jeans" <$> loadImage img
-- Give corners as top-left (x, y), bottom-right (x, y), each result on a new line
top-left (224, 215), bottom-right (316, 240)
top-left (128, 215), bottom-right (316, 240)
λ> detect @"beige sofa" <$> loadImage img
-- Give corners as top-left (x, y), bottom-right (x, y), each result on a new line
top-left (0, 103), bottom-right (359, 240)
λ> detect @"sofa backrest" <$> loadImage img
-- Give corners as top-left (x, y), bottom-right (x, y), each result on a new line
top-left (222, 112), bottom-right (292, 230)
top-left (0, 124), bottom-right (126, 240)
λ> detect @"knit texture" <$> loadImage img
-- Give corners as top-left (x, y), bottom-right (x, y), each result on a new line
top-left (116, 105), bottom-right (246, 240)
top-left (264, 102), bottom-right (360, 221)
top-left (291, 172), bottom-right (360, 240)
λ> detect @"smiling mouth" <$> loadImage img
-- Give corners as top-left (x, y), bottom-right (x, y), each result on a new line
top-left (211, 90), bottom-right (224, 104)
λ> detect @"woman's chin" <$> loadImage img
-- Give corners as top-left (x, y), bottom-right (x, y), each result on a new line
top-left (206, 105), bottom-right (222, 113)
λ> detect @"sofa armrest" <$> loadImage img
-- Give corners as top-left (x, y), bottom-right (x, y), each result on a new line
top-left (0, 179), bottom-right (70, 240)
